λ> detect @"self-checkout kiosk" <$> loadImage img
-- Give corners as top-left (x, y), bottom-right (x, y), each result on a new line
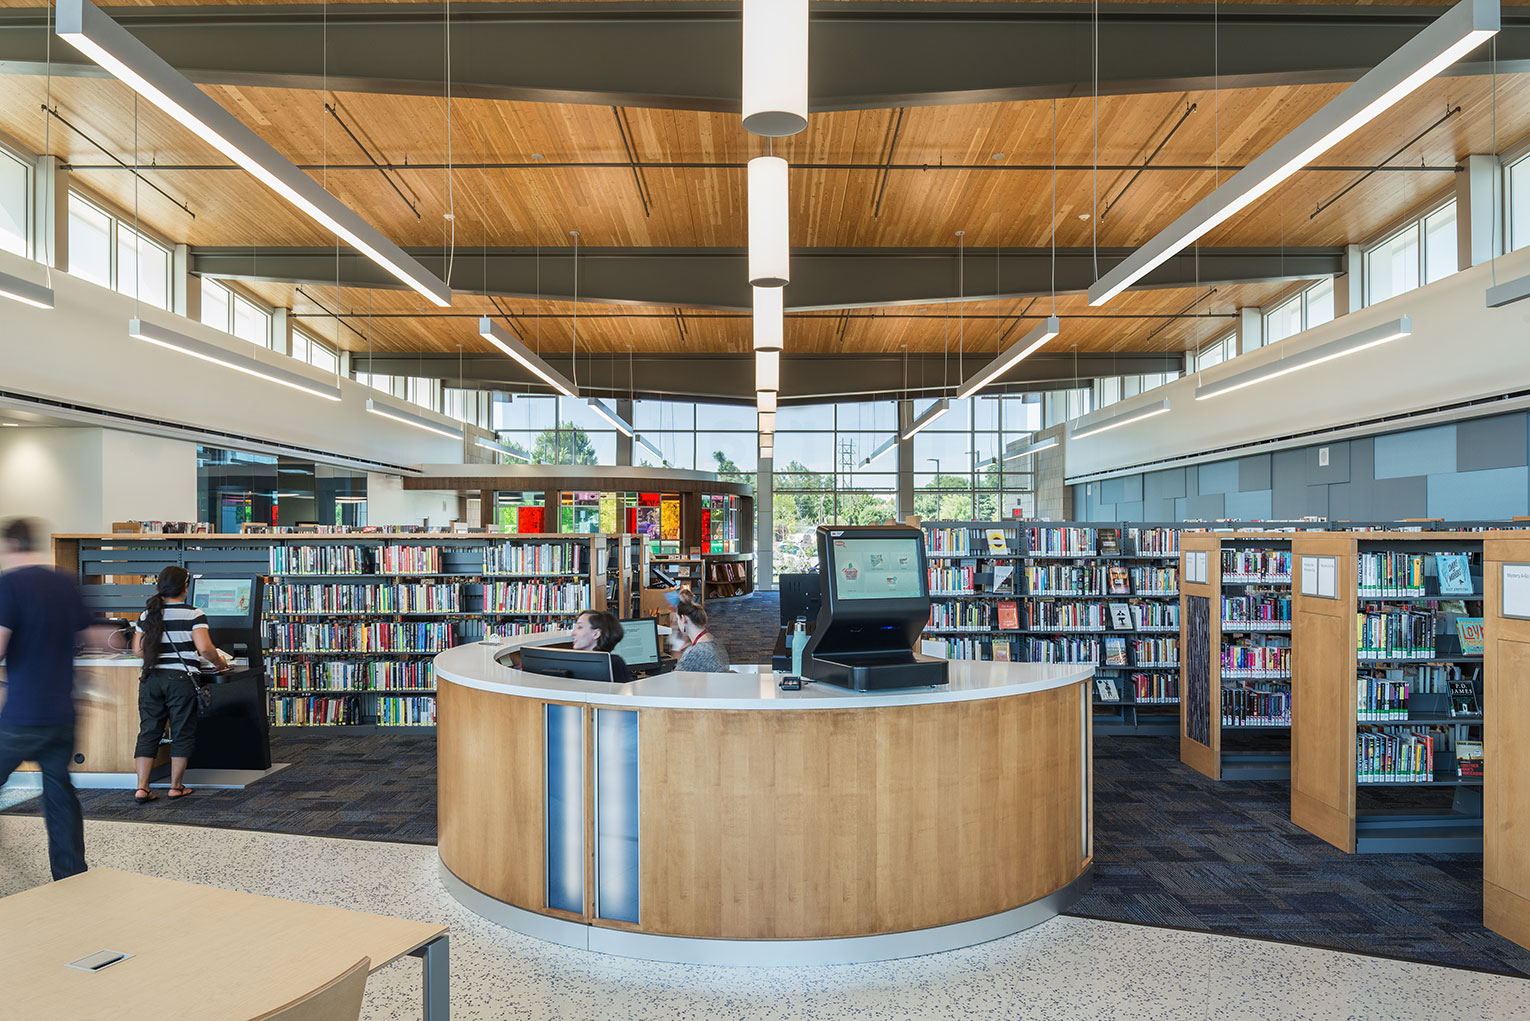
top-left (799, 524), bottom-right (949, 691)
top-left (187, 575), bottom-right (272, 770)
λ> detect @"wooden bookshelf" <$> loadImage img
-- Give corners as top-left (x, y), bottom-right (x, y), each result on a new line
top-left (1484, 534), bottom-right (1530, 952)
top-left (1289, 531), bottom-right (1489, 853)
top-left (53, 532), bottom-right (606, 729)
top-left (1179, 531), bottom-right (1300, 781)
top-left (703, 552), bottom-right (755, 601)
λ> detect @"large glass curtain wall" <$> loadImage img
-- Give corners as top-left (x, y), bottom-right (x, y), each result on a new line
top-left (196, 447), bottom-right (366, 531)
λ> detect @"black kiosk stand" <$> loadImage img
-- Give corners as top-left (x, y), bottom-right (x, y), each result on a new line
top-left (186, 575), bottom-right (273, 771)
top-left (800, 524), bottom-right (949, 691)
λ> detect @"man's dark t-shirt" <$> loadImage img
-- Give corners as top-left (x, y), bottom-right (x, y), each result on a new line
top-left (0, 566), bottom-right (91, 726)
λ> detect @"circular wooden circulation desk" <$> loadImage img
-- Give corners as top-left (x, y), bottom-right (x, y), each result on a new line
top-left (434, 635), bottom-right (1095, 965)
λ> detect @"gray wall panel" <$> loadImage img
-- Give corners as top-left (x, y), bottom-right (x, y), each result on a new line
top-left (1143, 496), bottom-right (1175, 520)
top-left (1198, 460), bottom-right (1240, 495)
top-left (1117, 500), bottom-right (1144, 521)
top-left (1309, 441), bottom-right (1351, 484)
top-left (1376, 424), bottom-right (1456, 479)
top-left (1146, 468), bottom-right (1188, 501)
top-left (1456, 413), bottom-right (1529, 472)
top-left (1120, 475), bottom-right (1144, 503)
top-left (1173, 496), bottom-right (1188, 519)
top-left (1238, 454), bottom-right (1272, 492)
top-left (1328, 482), bottom-right (1353, 520)
top-left (1186, 493), bottom-right (1226, 519)
top-left (1371, 475), bottom-right (1429, 520)
top-left (1306, 484), bottom-right (1331, 518)
top-left (1426, 466), bottom-right (1530, 519)
top-left (1224, 489), bottom-right (1273, 520)
top-left (1100, 478), bottom-right (1128, 505)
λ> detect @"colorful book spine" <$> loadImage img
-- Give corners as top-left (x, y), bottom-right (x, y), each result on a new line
top-left (1132, 672), bottom-right (1180, 703)
top-left (1025, 527), bottom-right (1098, 557)
top-left (1220, 550), bottom-right (1293, 583)
top-left (924, 528), bottom-right (974, 554)
top-left (1128, 565), bottom-right (1179, 595)
top-left (269, 544), bottom-right (370, 575)
top-left (927, 565), bottom-right (977, 594)
top-left (1222, 687), bottom-right (1292, 726)
top-left (482, 582), bottom-right (589, 614)
top-left (1356, 609), bottom-right (1436, 659)
top-left (1356, 552), bottom-right (1426, 597)
top-left (1356, 729), bottom-right (1434, 783)
top-left (1356, 676), bottom-right (1411, 721)
top-left (1220, 595), bottom-right (1293, 628)
top-left (1130, 602), bottom-right (1180, 630)
top-left (265, 621), bottom-right (455, 653)
top-left (1025, 564), bottom-right (1108, 596)
top-left (1024, 601), bottom-right (1106, 631)
top-left (1131, 637), bottom-right (1179, 667)
top-left (483, 541), bottom-right (585, 574)
top-left (1220, 644), bottom-right (1291, 678)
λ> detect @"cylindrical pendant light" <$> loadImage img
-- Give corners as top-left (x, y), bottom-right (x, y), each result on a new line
top-left (748, 156), bottom-right (790, 287)
top-left (753, 285), bottom-right (784, 350)
top-left (756, 349), bottom-right (780, 392)
top-left (757, 390), bottom-right (778, 414)
top-left (742, 0), bottom-right (808, 137)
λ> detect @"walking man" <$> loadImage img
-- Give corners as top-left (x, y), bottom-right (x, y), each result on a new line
top-left (0, 518), bottom-right (90, 880)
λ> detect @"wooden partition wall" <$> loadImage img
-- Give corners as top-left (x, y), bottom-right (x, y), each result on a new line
top-left (1484, 535), bottom-right (1530, 951)
top-left (1179, 533), bottom-right (1221, 780)
top-left (1288, 532), bottom-right (1361, 853)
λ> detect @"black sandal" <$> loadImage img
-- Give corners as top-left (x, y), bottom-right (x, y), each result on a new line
top-left (133, 788), bottom-right (158, 804)
top-left (167, 785), bottom-right (193, 800)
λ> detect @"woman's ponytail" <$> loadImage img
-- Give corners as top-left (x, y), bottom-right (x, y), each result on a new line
top-left (140, 566), bottom-right (189, 678)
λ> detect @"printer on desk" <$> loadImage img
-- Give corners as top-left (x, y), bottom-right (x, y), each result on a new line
top-left (799, 524), bottom-right (948, 691)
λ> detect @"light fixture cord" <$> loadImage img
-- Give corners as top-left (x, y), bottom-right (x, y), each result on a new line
top-left (444, 0), bottom-right (456, 286)
top-left (957, 230), bottom-right (964, 390)
top-left (42, 0), bottom-right (53, 287)
top-left (1091, 0), bottom-right (1099, 279)
top-left (1490, 37), bottom-right (1499, 287)
top-left (1051, 98), bottom-right (1058, 316)
top-left (571, 230), bottom-right (580, 394)
top-left (133, 92), bottom-right (140, 316)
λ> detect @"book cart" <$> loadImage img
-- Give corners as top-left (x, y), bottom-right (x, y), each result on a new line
top-left (920, 520), bottom-right (1181, 734)
top-left (1179, 531), bottom-right (1303, 781)
top-left (54, 533), bottom-right (605, 730)
top-left (1289, 531), bottom-right (1490, 853)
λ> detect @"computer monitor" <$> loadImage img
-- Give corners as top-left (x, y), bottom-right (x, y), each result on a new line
top-left (825, 535), bottom-right (926, 603)
top-left (611, 617), bottom-right (661, 671)
top-left (189, 575), bottom-right (260, 627)
top-left (520, 646), bottom-right (616, 683)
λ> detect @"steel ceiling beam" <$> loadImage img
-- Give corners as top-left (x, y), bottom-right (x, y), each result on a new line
top-left (356, 350), bottom-right (1184, 403)
top-left (192, 245), bottom-right (1342, 311)
top-left (0, 4), bottom-right (1524, 110)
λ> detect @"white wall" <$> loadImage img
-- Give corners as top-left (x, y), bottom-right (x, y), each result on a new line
top-left (0, 249), bottom-right (464, 470)
top-left (366, 473), bottom-right (459, 528)
top-left (0, 427), bottom-right (196, 537)
top-left (1065, 247), bottom-right (1530, 479)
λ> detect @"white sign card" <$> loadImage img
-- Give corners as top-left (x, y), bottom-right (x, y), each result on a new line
top-left (1300, 556), bottom-right (1320, 596)
top-left (1316, 556), bottom-right (1338, 599)
top-left (1504, 563), bottom-right (1530, 621)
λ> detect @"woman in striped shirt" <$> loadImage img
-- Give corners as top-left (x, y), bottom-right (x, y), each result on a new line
top-left (131, 566), bottom-right (228, 804)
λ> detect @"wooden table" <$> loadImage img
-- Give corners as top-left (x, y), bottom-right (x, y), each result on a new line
top-left (0, 868), bottom-right (449, 1020)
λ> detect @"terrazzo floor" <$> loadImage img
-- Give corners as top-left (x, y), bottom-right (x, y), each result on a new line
top-left (0, 814), bottom-right (1526, 1020)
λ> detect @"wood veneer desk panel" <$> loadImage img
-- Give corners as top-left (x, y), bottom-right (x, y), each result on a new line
top-left (0, 658), bottom-right (166, 774)
top-left (0, 868), bottom-right (447, 1021)
top-left (436, 639), bottom-right (1092, 948)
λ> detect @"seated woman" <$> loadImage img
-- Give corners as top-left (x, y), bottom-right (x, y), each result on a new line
top-left (669, 593), bottom-right (730, 673)
top-left (570, 609), bottom-right (631, 683)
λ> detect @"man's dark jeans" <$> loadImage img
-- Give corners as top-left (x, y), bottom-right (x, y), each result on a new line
top-left (0, 723), bottom-right (87, 880)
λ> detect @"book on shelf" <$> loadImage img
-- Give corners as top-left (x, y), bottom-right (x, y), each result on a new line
top-left (992, 643), bottom-right (1011, 663)
top-left (1098, 528), bottom-right (1120, 556)
top-left (1108, 602), bottom-right (1133, 631)
top-left (997, 601), bottom-right (1019, 630)
top-left (1103, 635), bottom-right (1128, 667)
top-left (1449, 677), bottom-right (1481, 716)
top-left (986, 529), bottom-right (1010, 554)
top-left (1095, 677), bottom-right (1120, 702)
top-left (1456, 617), bottom-right (1485, 655)
top-left (1434, 553), bottom-right (1473, 596)
top-left (1106, 565), bottom-right (1131, 596)
top-left (991, 564), bottom-right (1016, 593)
top-left (1457, 739), bottom-right (1484, 778)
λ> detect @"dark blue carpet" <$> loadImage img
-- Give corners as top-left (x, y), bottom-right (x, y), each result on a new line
top-left (1070, 735), bottom-right (1530, 976)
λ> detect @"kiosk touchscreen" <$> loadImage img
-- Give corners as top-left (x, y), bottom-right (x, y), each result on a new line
top-left (799, 525), bottom-right (949, 691)
top-left (185, 574), bottom-right (271, 770)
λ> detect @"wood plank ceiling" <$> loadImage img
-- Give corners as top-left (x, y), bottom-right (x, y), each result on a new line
top-left (0, 1), bottom-right (1523, 363)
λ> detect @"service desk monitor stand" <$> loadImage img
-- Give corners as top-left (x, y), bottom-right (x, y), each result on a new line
top-left (801, 524), bottom-right (949, 691)
top-left (188, 574), bottom-right (272, 771)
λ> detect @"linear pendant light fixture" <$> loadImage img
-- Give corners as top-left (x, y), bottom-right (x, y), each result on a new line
top-left (859, 434), bottom-right (898, 468)
top-left (476, 437), bottom-right (529, 462)
top-left (365, 397), bottom-right (465, 441)
top-left (1069, 398), bottom-right (1172, 441)
top-left (741, 0), bottom-right (808, 137)
top-left (586, 398), bottom-right (636, 437)
top-left (1001, 435), bottom-right (1060, 462)
top-left (128, 318), bottom-right (342, 401)
top-left (635, 433), bottom-right (670, 467)
top-left (902, 399), bottom-right (950, 441)
top-left (956, 316), bottom-right (1061, 400)
top-left (1087, 0), bottom-right (1499, 307)
top-left (478, 317), bottom-right (577, 397)
top-left (57, 0), bottom-right (452, 307)
top-left (0, 268), bottom-right (54, 309)
top-left (748, 156), bottom-right (790, 287)
top-left (1194, 317), bottom-right (1412, 400)
top-left (1486, 273), bottom-right (1530, 308)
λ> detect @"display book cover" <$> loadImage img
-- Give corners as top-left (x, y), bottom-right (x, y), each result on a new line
top-left (986, 529), bottom-right (1010, 555)
top-left (1434, 553), bottom-right (1474, 596)
top-left (1106, 564), bottom-right (1131, 595)
top-left (1108, 602), bottom-right (1133, 631)
top-left (1456, 617), bottom-right (1485, 655)
top-left (1095, 676), bottom-right (1120, 702)
top-left (1103, 635), bottom-right (1128, 667)
top-left (996, 601), bottom-right (1019, 630)
top-left (1449, 675), bottom-right (1481, 717)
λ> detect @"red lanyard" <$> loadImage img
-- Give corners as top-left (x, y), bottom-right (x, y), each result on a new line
top-left (693, 629), bottom-right (710, 644)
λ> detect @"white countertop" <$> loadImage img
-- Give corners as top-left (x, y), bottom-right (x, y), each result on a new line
top-left (433, 631), bottom-right (1092, 710)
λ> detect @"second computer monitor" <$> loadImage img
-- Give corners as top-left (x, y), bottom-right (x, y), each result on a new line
top-left (611, 617), bottom-right (661, 671)
top-left (520, 646), bottom-right (616, 683)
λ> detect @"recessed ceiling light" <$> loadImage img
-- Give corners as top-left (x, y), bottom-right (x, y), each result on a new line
top-left (443, 212), bottom-right (455, 221)
top-left (1078, 213), bottom-right (1091, 221)
top-left (991, 153), bottom-right (1005, 160)
top-left (530, 153), bottom-right (545, 161)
